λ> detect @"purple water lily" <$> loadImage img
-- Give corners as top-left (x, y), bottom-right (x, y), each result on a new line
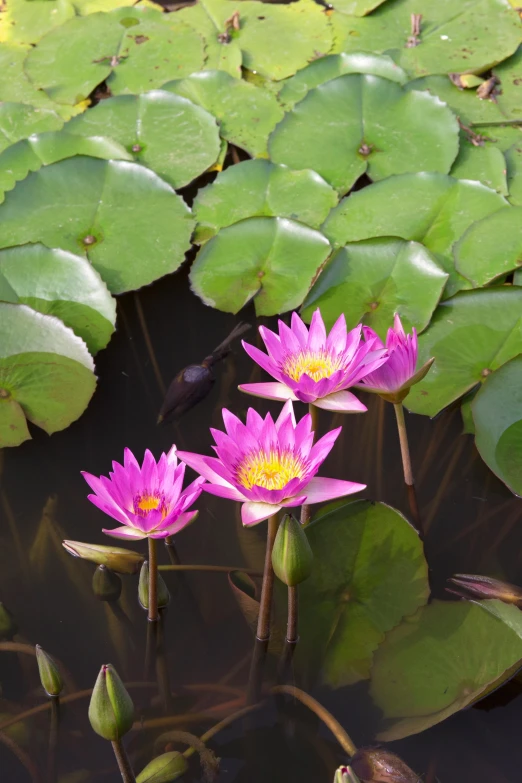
top-left (82, 447), bottom-right (205, 540)
top-left (177, 400), bottom-right (365, 527)
top-left (238, 309), bottom-right (388, 413)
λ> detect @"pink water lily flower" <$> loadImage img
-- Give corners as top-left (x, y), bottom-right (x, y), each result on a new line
top-left (177, 400), bottom-right (365, 527)
top-left (360, 314), bottom-right (434, 402)
top-left (239, 309), bottom-right (387, 413)
top-left (82, 447), bottom-right (205, 540)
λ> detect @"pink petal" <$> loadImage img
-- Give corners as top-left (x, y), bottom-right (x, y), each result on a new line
top-left (283, 494), bottom-right (307, 508)
top-left (84, 489), bottom-right (130, 526)
top-left (302, 476), bottom-right (366, 504)
top-left (275, 399), bottom-right (296, 431)
top-left (239, 382), bottom-right (297, 402)
top-left (153, 510), bottom-right (199, 537)
top-left (326, 313), bottom-right (348, 352)
top-left (102, 525), bottom-right (147, 540)
top-left (307, 309), bottom-right (327, 352)
top-left (259, 325), bottom-right (285, 362)
top-left (308, 427), bottom-right (342, 467)
top-left (291, 311), bottom-right (310, 346)
top-left (177, 451), bottom-right (233, 486)
top-left (241, 341), bottom-right (280, 380)
top-left (393, 313), bottom-right (406, 338)
top-left (203, 483), bottom-right (246, 501)
top-left (314, 391), bottom-right (367, 413)
top-left (241, 501), bottom-right (282, 527)
top-left (278, 320), bottom-right (301, 354)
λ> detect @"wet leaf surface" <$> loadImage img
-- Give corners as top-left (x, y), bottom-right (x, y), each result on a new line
top-left (454, 207), bottom-right (522, 287)
top-left (0, 103), bottom-right (63, 154)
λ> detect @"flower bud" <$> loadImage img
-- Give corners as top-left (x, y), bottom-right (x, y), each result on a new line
top-left (63, 540), bottom-right (144, 575)
top-left (334, 766), bottom-right (361, 783)
top-left (447, 573), bottom-right (522, 606)
top-left (136, 751), bottom-right (188, 783)
top-left (0, 603), bottom-right (17, 641)
top-left (350, 748), bottom-right (419, 782)
top-left (35, 645), bottom-right (63, 697)
top-left (88, 664), bottom-right (134, 741)
top-left (138, 561), bottom-right (170, 610)
top-left (377, 357), bottom-right (435, 404)
top-left (92, 565), bottom-right (122, 602)
top-left (271, 514), bottom-right (313, 586)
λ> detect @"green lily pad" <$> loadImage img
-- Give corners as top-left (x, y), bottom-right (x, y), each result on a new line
top-left (450, 138), bottom-right (508, 196)
top-left (163, 70), bottom-right (284, 158)
top-left (24, 6), bottom-right (205, 106)
top-left (301, 238), bottom-right (448, 338)
top-left (331, 0), bottom-right (522, 79)
top-left (0, 131), bottom-right (132, 201)
top-left (268, 74), bottom-right (459, 194)
top-left (193, 160), bottom-right (338, 243)
top-left (371, 599), bottom-right (522, 740)
top-left (72, 0), bottom-right (136, 14)
top-left (0, 0), bottom-right (75, 45)
top-left (175, 2), bottom-right (242, 79)
top-left (334, 0), bottom-right (389, 15)
top-left (0, 244), bottom-right (116, 354)
top-left (472, 355), bottom-right (522, 495)
top-left (322, 173), bottom-right (508, 296)
top-left (492, 45), bottom-right (522, 122)
top-left (66, 91), bottom-right (220, 188)
top-left (190, 216), bottom-right (331, 316)
top-left (454, 207), bottom-right (522, 287)
top-left (277, 52), bottom-right (408, 110)
top-left (461, 394), bottom-right (476, 435)
top-left (295, 500), bottom-right (429, 687)
top-left (406, 288), bottom-right (522, 417)
top-left (0, 103), bottom-right (63, 155)
top-left (405, 75), bottom-right (507, 126)
top-left (490, 127), bottom-right (522, 207)
top-left (0, 302), bottom-right (96, 447)
top-left (0, 157), bottom-right (194, 294)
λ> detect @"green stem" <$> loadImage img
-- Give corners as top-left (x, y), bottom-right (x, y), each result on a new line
top-left (286, 585), bottom-right (298, 643)
top-left (158, 564), bottom-right (262, 575)
top-left (393, 402), bottom-right (414, 486)
top-left (148, 538), bottom-right (158, 622)
top-left (111, 739), bottom-right (136, 783)
top-left (256, 513), bottom-right (280, 641)
top-left (301, 404), bottom-right (319, 526)
top-left (47, 697), bottom-right (59, 783)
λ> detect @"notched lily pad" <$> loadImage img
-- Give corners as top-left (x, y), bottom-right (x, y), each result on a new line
top-left (454, 206), bottom-right (522, 287)
top-left (0, 102), bottom-right (63, 155)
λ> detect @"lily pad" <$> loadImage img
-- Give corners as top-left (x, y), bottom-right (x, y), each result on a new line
top-left (492, 45), bottom-right (522, 122)
top-left (277, 52), bottom-right (408, 110)
top-left (406, 288), bottom-right (522, 417)
top-left (295, 500), bottom-right (429, 687)
top-left (163, 70), bottom-right (284, 158)
top-left (0, 103), bottom-right (63, 155)
top-left (0, 302), bottom-right (96, 447)
top-left (190, 216), bottom-right (331, 316)
top-left (0, 244), bottom-right (116, 354)
top-left (450, 138), bottom-right (508, 196)
top-left (66, 91), bottom-right (221, 188)
top-left (334, 0), bottom-right (389, 15)
top-left (331, 0), bottom-right (522, 79)
top-left (0, 157), bottom-right (194, 294)
top-left (322, 173), bottom-right (508, 296)
top-left (472, 355), bottom-right (522, 496)
top-left (301, 238), bottom-right (448, 338)
top-left (268, 74), bottom-right (459, 194)
top-left (24, 6), bottom-right (205, 106)
top-left (371, 599), bottom-right (522, 740)
top-left (176, 3), bottom-right (242, 78)
top-left (0, 0), bottom-right (75, 45)
top-left (193, 160), bottom-right (338, 243)
top-left (454, 207), bottom-right (522, 287)
top-left (0, 132), bottom-right (132, 201)
top-left (405, 75), bottom-right (507, 126)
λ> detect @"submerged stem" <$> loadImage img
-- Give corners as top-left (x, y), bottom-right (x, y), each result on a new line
top-left (287, 585), bottom-right (298, 643)
top-left (393, 402), bottom-right (414, 486)
top-left (148, 538), bottom-right (158, 622)
top-left (158, 564), bottom-right (262, 576)
top-left (111, 739), bottom-right (136, 783)
top-left (301, 404), bottom-right (319, 526)
top-left (256, 513), bottom-right (279, 641)
top-left (47, 697), bottom-right (59, 783)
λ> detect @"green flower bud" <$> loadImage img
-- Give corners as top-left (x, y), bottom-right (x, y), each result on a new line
top-left (35, 645), bottom-right (63, 697)
top-left (88, 664), bottom-right (134, 741)
top-left (136, 751), bottom-right (188, 783)
top-left (334, 767), bottom-right (361, 783)
top-left (63, 540), bottom-right (144, 575)
top-left (92, 565), bottom-right (122, 602)
top-left (271, 514), bottom-right (313, 586)
top-left (0, 603), bottom-right (17, 641)
top-left (138, 561), bottom-right (170, 610)
top-left (351, 748), bottom-right (420, 782)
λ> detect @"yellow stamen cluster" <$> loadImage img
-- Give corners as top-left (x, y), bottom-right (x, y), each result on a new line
top-left (134, 493), bottom-right (167, 518)
top-left (237, 450), bottom-right (305, 490)
top-left (283, 349), bottom-right (342, 382)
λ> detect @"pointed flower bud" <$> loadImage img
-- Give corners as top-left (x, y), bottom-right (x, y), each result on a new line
top-left (334, 766), bottom-right (361, 783)
top-left (88, 664), bottom-right (134, 741)
top-left (272, 514), bottom-right (313, 586)
top-left (447, 573), bottom-right (522, 606)
top-left (36, 645), bottom-right (63, 697)
top-left (0, 603), bottom-right (17, 641)
top-left (138, 561), bottom-right (170, 610)
top-left (92, 565), bottom-right (123, 602)
top-left (351, 748), bottom-right (420, 782)
top-left (136, 751), bottom-right (188, 783)
top-left (63, 540), bottom-right (144, 575)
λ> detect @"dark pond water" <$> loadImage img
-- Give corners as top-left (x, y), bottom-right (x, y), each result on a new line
top-left (2, 265), bottom-right (522, 782)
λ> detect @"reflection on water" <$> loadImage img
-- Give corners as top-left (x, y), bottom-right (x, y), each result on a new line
top-left (1, 266), bottom-right (522, 782)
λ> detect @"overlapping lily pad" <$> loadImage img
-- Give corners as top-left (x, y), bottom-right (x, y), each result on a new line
top-left (301, 238), bottom-right (448, 337)
top-left (0, 103), bottom-right (63, 154)
top-left (193, 160), bottom-right (338, 243)
top-left (454, 207), bottom-right (522, 286)
top-left (66, 91), bottom-right (221, 188)
top-left (163, 71), bottom-right (284, 157)
top-left (295, 500), bottom-right (429, 687)
top-left (0, 302), bottom-right (96, 447)
top-left (371, 599), bottom-right (522, 740)
top-left (190, 216), bottom-right (331, 316)
top-left (0, 157), bottom-right (194, 294)
top-left (268, 74), bottom-right (459, 194)
top-left (406, 288), bottom-right (522, 417)
top-left (175, 2), bottom-right (242, 78)
top-left (0, 244), bottom-right (116, 354)
top-left (0, 0), bottom-right (75, 45)
top-left (450, 139), bottom-right (508, 196)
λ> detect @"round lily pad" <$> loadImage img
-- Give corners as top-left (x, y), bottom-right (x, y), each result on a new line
top-left (371, 599), bottom-right (522, 740)
top-left (193, 160), bottom-right (338, 243)
top-left (0, 302), bottom-right (96, 447)
top-left (0, 0), bottom-right (75, 45)
top-left (450, 138), bottom-right (508, 196)
top-left (0, 102), bottom-right (63, 154)
top-left (334, 0), bottom-right (389, 15)
top-left (190, 216), bottom-right (331, 316)
top-left (176, 2), bottom-right (242, 79)
top-left (0, 157), bottom-right (194, 294)
top-left (295, 500), bottom-right (429, 687)
top-left (405, 287), bottom-right (522, 417)
top-left (492, 44), bottom-right (522, 122)
top-left (454, 207), bottom-right (522, 286)
top-left (405, 74), bottom-right (507, 126)
top-left (322, 173), bottom-right (508, 296)
top-left (0, 244), bottom-right (116, 354)
top-left (66, 91), bottom-right (220, 189)
top-left (268, 74), bottom-right (459, 194)
top-left (163, 70), bottom-right (284, 158)
top-left (301, 238), bottom-right (448, 338)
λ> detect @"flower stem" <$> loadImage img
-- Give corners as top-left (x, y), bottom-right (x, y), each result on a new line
top-left (286, 585), bottom-right (298, 643)
top-left (256, 513), bottom-right (280, 641)
top-left (301, 404), bottom-right (319, 527)
top-left (148, 538), bottom-right (158, 622)
top-left (47, 697), bottom-right (59, 783)
top-left (158, 564), bottom-right (262, 576)
top-left (393, 402), bottom-right (414, 486)
top-left (111, 739), bottom-right (136, 783)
